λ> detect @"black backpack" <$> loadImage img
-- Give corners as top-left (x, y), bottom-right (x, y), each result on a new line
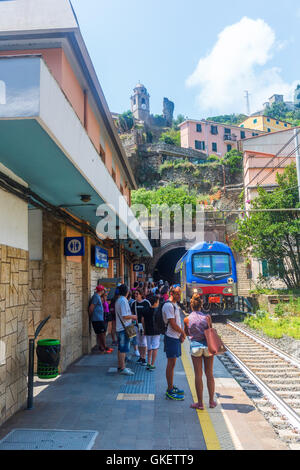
top-left (153, 300), bottom-right (175, 335)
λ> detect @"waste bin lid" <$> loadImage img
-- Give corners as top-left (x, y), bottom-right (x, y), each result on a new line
top-left (37, 339), bottom-right (60, 346)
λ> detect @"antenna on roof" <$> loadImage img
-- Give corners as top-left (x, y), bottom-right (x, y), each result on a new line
top-left (244, 90), bottom-right (251, 116)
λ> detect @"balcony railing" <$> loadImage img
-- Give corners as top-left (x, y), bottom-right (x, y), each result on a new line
top-left (224, 134), bottom-right (237, 142)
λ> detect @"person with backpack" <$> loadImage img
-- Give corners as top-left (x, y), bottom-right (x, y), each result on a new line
top-left (89, 285), bottom-right (113, 354)
top-left (141, 294), bottom-right (160, 371)
top-left (162, 285), bottom-right (186, 401)
top-left (130, 289), bottom-right (150, 366)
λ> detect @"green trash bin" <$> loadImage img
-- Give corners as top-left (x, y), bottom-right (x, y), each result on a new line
top-left (36, 339), bottom-right (61, 379)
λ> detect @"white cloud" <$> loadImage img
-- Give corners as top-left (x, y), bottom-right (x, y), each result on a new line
top-left (186, 17), bottom-right (299, 115)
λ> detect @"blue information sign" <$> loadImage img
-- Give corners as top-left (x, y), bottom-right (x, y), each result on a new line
top-left (64, 237), bottom-right (85, 257)
top-left (95, 247), bottom-right (109, 268)
top-left (133, 264), bottom-right (145, 273)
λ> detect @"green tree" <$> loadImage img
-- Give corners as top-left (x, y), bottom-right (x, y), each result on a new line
top-left (207, 114), bottom-right (247, 125)
top-left (221, 149), bottom-right (243, 175)
top-left (118, 110), bottom-right (134, 132)
top-left (132, 184), bottom-right (198, 220)
top-left (232, 163), bottom-right (300, 289)
top-left (159, 128), bottom-right (181, 147)
top-left (264, 102), bottom-right (289, 121)
top-left (172, 114), bottom-right (185, 130)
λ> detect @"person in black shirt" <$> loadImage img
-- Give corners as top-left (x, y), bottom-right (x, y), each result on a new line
top-left (142, 294), bottom-right (160, 371)
top-left (130, 289), bottom-right (150, 365)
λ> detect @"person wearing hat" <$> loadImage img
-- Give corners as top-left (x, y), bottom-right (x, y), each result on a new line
top-left (89, 285), bottom-right (113, 354)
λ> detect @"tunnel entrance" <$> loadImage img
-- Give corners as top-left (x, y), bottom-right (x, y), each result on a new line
top-left (153, 247), bottom-right (187, 285)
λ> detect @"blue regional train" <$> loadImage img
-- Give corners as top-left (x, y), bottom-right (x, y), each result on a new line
top-left (175, 241), bottom-right (238, 313)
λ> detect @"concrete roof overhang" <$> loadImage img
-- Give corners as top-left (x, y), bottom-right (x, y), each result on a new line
top-left (0, 117), bottom-right (149, 257)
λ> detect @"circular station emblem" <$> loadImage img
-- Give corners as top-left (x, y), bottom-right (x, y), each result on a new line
top-left (67, 239), bottom-right (83, 255)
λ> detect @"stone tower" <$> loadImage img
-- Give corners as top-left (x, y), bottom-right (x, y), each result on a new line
top-left (131, 83), bottom-right (150, 122)
top-left (163, 97), bottom-right (175, 127)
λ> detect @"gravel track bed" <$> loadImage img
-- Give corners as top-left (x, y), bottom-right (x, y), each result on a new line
top-left (213, 320), bottom-right (300, 450)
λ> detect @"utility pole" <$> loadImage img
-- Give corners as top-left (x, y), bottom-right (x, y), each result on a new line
top-left (244, 90), bottom-right (251, 116)
top-left (294, 128), bottom-right (300, 202)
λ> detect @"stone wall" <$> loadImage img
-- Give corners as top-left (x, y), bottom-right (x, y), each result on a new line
top-left (61, 261), bottom-right (83, 371)
top-left (0, 245), bottom-right (28, 426)
top-left (28, 260), bottom-right (43, 338)
top-left (90, 266), bottom-right (108, 296)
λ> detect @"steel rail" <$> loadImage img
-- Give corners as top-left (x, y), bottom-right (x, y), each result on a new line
top-left (227, 320), bottom-right (300, 369)
top-left (221, 323), bottom-right (300, 431)
top-left (224, 345), bottom-right (300, 431)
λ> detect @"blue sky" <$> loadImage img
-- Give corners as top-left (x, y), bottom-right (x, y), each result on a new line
top-left (71, 0), bottom-right (300, 119)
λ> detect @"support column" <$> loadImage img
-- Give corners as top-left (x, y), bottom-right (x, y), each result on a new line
top-left (41, 215), bottom-right (66, 364)
top-left (119, 245), bottom-right (125, 283)
top-left (82, 236), bottom-right (91, 354)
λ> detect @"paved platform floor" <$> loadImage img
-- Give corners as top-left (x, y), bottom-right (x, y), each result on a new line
top-left (0, 337), bottom-right (287, 451)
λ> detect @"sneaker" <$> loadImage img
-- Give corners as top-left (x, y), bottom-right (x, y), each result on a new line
top-left (120, 368), bottom-right (135, 376)
top-left (136, 357), bottom-right (143, 364)
top-left (140, 359), bottom-right (147, 366)
top-left (147, 364), bottom-right (156, 371)
top-left (134, 350), bottom-right (140, 357)
top-left (166, 390), bottom-right (184, 401)
top-left (171, 386), bottom-right (184, 395)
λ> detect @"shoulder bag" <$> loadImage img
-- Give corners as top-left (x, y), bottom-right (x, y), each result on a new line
top-left (117, 304), bottom-right (137, 340)
top-left (204, 316), bottom-right (227, 356)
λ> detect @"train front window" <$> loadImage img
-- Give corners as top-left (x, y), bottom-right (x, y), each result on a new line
top-left (193, 255), bottom-right (211, 274)
top-left (192, 253), bottom-right (231, 277)
top-left (212, 255), bottom-right (230, 274)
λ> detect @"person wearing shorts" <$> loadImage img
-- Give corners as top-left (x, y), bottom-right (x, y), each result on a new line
top-left (115, 284), bottom-right (137, 376)
top-left (142, 294), bottom-right (160, 371)
top-left (162, 286), bottom-right (186, 401)
top-left (89, 285), bottom-right (112, 354)
top-left (130, 289), bottom-right (150, 366)
top-left (184, 293), bottom-right (217, 410)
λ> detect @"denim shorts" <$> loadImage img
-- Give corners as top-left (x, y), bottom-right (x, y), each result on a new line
top-left (190, 339), bottom-right (211, 358)
top-left (164, 335), bottom-right (181, 359)
top-left (117, 330), bottom-right (131, 354)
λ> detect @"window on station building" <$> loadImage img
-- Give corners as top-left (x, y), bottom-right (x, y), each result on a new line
top-left (211, 125), bottom-right (218, 135)
top-left (212, 142), bottom-right (217, 152)
top-left (240, 131), bottom-right (246, 139)
top-left (253, 119), bottom-right (257, 124)
top-left (224, 128), bottom-right (231, 134)
top-left (267, 128), bottom-right (271, 133)
top-left (196, 123), bottom-right (202, 133)
top-left (100, 145), bottom-right (106, 164)
top-left (227, 144), bottom-right (232, 152)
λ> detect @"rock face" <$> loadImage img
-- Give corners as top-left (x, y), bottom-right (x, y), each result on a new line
top-left (163, 98), bottom-right (175, 127)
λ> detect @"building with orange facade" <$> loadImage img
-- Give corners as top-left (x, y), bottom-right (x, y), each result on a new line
top-left (0, 0), bottom-right (152, 425)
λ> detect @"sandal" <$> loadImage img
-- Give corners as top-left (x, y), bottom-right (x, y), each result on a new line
top-left (209, 401), bottom-right (217, 408)
top-left (190, 403), bottom-right (204, 410)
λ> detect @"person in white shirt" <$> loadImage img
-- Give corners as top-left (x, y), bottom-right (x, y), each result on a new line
top-left (115, 284), bottom-right (137, 376)
top-left (162, 286), bottom-right (186, 401)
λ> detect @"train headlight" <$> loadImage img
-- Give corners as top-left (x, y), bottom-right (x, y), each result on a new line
top-left (223, 287), bottom-right (233, 294)
top-left (193, 288), bottom-right (203, 294)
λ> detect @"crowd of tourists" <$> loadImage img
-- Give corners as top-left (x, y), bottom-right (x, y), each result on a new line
top-left (88, 280), bottom-right (217, 409)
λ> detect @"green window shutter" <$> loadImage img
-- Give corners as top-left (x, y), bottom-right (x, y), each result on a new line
top-left (261, 260), bottom-right (269, 277)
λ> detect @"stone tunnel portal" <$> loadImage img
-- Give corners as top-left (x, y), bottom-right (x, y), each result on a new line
top-left (153, 247), bottom-right (187, 285)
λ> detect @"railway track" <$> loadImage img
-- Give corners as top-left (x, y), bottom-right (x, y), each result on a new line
top-left (214, 320), bottom-right (300, 447)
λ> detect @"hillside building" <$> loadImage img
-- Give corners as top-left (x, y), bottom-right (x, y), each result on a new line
top-left (239, 115), bottom-right (293, 133)
top-left (179, 120), bottom-right (264, 158)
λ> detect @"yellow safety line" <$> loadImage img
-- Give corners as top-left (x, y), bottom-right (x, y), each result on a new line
top-left (181, 345), bottom-right (222, 450)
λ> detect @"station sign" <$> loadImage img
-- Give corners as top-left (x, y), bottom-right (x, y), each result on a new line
top-left (133, 264), bottom-right (145, 273)
top-left (95, 246), bottom-right (109, 269)
top-left (64, 237), bottom-right (85, 257)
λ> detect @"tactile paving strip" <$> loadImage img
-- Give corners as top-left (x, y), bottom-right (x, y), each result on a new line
top-left (119, 360), bottom-right (155, 395)
top-left (0, 429), bottom-right (98, 450)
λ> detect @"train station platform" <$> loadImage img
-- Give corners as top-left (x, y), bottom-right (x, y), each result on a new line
top-left (0, 337), bottom-right (287, 451)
